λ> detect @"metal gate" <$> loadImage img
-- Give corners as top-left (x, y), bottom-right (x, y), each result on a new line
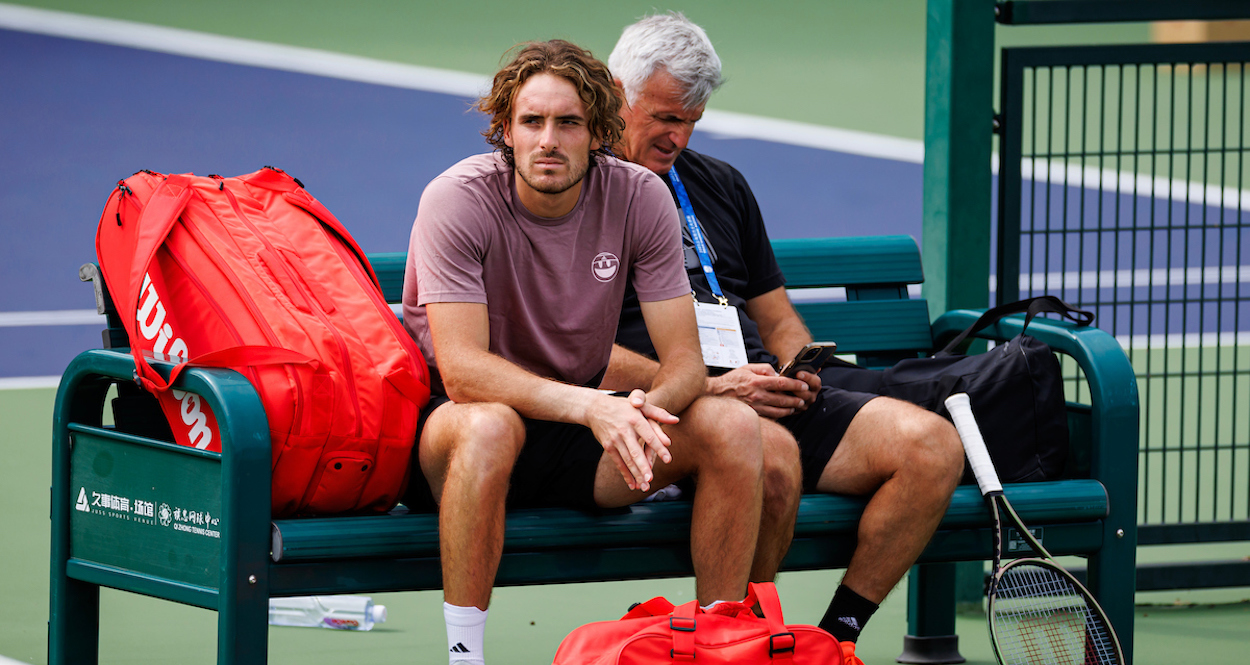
top-left (997, 41), bottom-right (1250, 589)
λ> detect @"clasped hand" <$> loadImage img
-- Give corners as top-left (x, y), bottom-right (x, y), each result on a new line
top-left (586, 389), bottom-right (676, 493)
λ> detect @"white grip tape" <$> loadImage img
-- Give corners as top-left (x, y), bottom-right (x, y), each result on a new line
top-left (944, 393), bottom-right (1003, 496)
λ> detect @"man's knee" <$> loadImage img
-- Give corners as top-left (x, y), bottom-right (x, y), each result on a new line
top-left (678, 395), bottom-right (764, 472)
top-left (889, 400), bottom-right (964, 485)
top-left (425, 402), bottom-right (526, 487)
top-left (761, 420), bottom-right (802, 505)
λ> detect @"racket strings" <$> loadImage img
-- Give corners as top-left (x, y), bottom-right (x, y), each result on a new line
top-left (990, 563), bottom-right (1119, 665)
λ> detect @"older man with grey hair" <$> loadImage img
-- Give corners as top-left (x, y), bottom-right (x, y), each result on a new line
top-left (607, 12), bottom-right (966, 664)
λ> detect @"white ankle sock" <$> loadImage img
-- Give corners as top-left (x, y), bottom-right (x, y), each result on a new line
top-left (444, 602), bottom-right (488, 664)
top-left (701, 596), bottom-right (747, 611)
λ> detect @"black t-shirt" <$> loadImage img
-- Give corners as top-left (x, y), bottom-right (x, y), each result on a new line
top-left (616, 149), bottom-right (786, 368)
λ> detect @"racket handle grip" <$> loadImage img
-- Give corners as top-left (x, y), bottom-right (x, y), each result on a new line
top-left (944, 393), bottom-right (1003, 496)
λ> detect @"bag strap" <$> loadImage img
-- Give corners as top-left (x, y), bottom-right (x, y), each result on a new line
top-left (750, 582), bottom-right (796, 662)
top-left (121, 175), bottom-right (195, 392)
top-left (935, 295), bottom-right (1094, 357)
top-left (385, 365), bottom-right (432, 407)
top-left (620, 596), bottom-right (675, 620)
top-left (136, 345), bottom-right (321, 394)
top-left (669, 600), bottom-right (699, 662)
top-left (663, 586), bottom-right (796, 662)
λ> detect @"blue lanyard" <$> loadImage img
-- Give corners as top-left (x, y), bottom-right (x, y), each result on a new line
top-left (667, 166), bottom-right (728, 306)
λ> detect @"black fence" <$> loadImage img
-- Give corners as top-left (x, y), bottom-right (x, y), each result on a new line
top-left (996, 39), bottom-right (1250, 589)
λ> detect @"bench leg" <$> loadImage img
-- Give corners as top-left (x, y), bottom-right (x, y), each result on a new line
top-left (217, 515), bottom-right (271, 665)
top-left (218, 586), bottom-right (269, 665)
top-left (1088, 538), bottom-right (1136, 664)
top-left (899, 562), bottom-right (965, 664)
top-left (50, 375), bottom-right (104, 665)
top-left (48, 574), bottom-right (100, 664)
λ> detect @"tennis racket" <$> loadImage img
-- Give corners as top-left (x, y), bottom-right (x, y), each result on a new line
top-left (944, 393), bottom-right (1123, 665)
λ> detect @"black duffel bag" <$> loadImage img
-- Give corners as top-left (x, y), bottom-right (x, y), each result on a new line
top-left (820, 296), bottom-right (1094, 483)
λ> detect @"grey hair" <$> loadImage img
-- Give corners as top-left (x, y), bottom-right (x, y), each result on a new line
top-left (608, 11), bottom-right (723, 109)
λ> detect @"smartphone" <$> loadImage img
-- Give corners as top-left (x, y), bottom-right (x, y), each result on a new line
top-left (779, 342), bottom-right (838, 378)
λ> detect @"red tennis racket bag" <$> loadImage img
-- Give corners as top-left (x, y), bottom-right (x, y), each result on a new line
top-left (95, 167), bottom-right (430, 517)
top-left (553, 582), bottom-right (843, 665)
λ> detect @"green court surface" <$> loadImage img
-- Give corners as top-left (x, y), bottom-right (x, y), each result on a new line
top-left (3, 385), bottom-right (1247, 664)
top-left (4, 2), bottom-right (1247, 663)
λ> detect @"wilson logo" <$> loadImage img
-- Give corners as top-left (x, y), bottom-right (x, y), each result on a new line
top-left (138, 272), bottom-right (212, 450)
top-left (171, 389), bottom-right (213, 450)
top-left (138, 273), bottom-right (190, 361)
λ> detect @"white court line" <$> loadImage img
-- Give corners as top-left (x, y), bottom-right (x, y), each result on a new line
top-left (696, 110), bottom-right (924, 163)
top-left (0, 3), bottom-right (485, 97)
top-left (1017, 265), bottom-right (1250, 292)
top-left (0, 376), bottom-right (61, 391)
top-left (0, 655), bottom-right (34, 665)
top-left (0, 3), bottom-right (923, 163)
top-left (1018, 157), bottom-right (1250, 213)
top-left (1120, 332), bottom-right (1250, 350)
top-left (0, 309), bottom-right (103, 327)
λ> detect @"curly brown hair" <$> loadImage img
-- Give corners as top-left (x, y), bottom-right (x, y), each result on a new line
top-left (477, 40), bottom-right (624, 167)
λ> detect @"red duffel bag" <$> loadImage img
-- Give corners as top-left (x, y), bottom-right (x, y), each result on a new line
top-left (553, 582), bottom-right (843, 665)
top-left (96, 167), bottom-right (430, 517)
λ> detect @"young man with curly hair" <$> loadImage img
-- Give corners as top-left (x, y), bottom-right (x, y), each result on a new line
top-left (402, 40), bottom-right (797, 665)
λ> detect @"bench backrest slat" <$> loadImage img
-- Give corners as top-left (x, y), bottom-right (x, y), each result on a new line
top-left (368, 236), bottom-right (924, 303)
top-left (772, 235), bottom-right (924, 289)
top-left (368, 252), bottom-right (408, 304)
top-left (797, 300), bottom-right (932, 357)
top-left (363, 234), bottom-right (935, 363)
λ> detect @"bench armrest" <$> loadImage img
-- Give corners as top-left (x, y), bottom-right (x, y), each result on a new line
top-left (930, 309), bottom-right (1139, 610)
top-left (930, 310), bottom-right (1139, 484)
top-left (53, 349), bottom-right (273, 607)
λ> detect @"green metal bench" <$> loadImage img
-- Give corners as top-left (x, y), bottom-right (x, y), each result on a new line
top-left (50, 234), bottom-right (1139, 664)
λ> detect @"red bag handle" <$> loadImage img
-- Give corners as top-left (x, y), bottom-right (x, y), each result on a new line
top-left (138, 345), bottom-right (322, 394)
top-left (669, 600), bottom-right (699, 662)
top-left (385, 365), bottom-right (432, 407)
top-left (659, 584), bottom-right (798, 663)
top-left (621, 596), bottom-right (677, 620)
top-left (120, 175), bottom-right (195, 392)
top-left (749, 582), bottom-right (795, 662)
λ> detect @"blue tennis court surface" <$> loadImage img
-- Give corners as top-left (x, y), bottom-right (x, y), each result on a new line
top-left (0, 26), bottom-right (924, 381)
top-left (6, 22), bottom-right (1249, 383)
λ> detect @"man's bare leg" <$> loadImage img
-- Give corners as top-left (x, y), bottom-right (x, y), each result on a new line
top-left (594, 395), bottom-right (766, 605)
top-left (751, 419), bottom-right (802, 582)
top-left (814, 396), bottom-right (964, 642)
top-left (419, 402), bottom-right (526, 610)
top-left (817, 396), bottom-right (963, 601)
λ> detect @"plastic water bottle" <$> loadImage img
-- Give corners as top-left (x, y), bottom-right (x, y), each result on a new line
top-left (268, 595), bottom-right (387, 631)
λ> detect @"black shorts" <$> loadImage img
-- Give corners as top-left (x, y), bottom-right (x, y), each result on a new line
top-left (779, 385), bottom-right (878, 492)
top-left (401, 395), bottom-right (607, 513)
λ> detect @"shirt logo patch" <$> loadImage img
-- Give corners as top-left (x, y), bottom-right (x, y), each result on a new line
top-left (592, 252), bottom-right (620, 282)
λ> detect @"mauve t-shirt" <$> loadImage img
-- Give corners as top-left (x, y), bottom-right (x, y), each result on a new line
top-left (403, 152), bottom-right (689, 387)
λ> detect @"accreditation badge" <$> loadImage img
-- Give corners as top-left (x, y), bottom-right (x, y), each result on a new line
top-left (693, 300), bottom-right (749, 369)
